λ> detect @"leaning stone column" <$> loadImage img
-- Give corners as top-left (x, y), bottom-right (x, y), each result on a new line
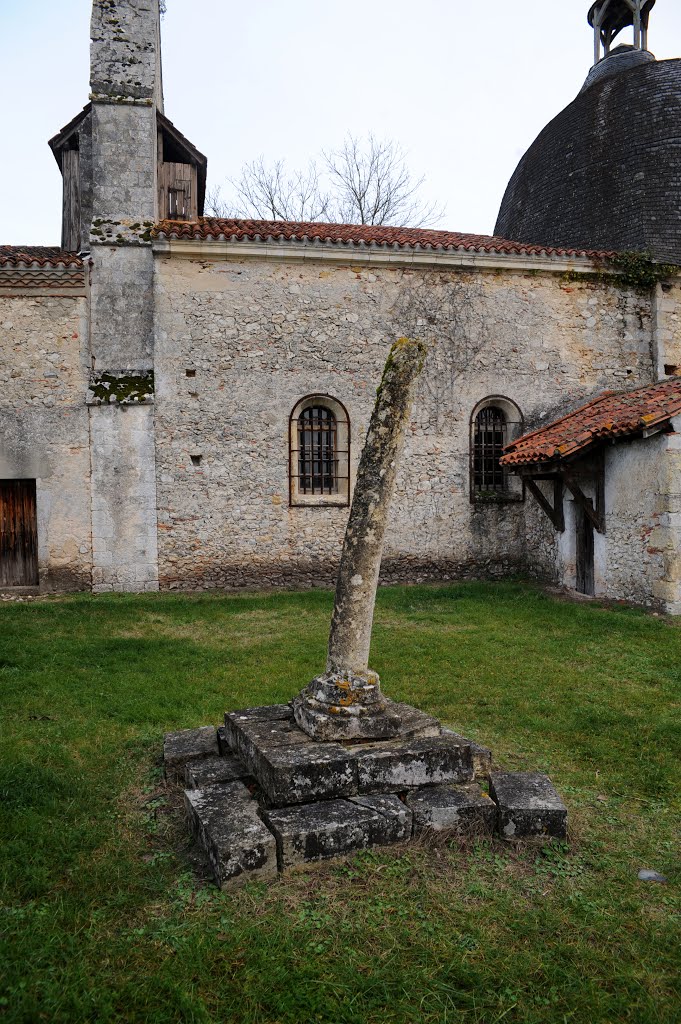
top-left (293, 337), bottom-right (427, 741)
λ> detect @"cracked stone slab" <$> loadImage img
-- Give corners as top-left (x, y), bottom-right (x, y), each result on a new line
top-left (442, 728), bottom-right (492, 778)
top-left (163, 726), bottom-right (219, 778)
top-left (184, 781), bottom-right (277, 888)
top-left (489, 771), bottom-right (567, 840)
top-left (263, 794), bottom-right (411, 870)
top-left (405, 783), bottom-right (496, 834)
top-left (354, 735), bottom-right (474, 793)
top-left (184, 753), bottom-right (253, 789)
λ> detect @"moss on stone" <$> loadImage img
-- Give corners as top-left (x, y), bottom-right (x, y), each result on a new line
top-left (89, 370), bottom-right (154, 404)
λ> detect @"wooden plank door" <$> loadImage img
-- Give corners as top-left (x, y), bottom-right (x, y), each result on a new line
top-left (0, 480), bottom-right (39, 587)
top-left (576, 505), bottom-right (594, 596)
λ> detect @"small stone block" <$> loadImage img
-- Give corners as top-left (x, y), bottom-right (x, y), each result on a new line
top-left (489, 771), bottom-right (567, 840)
top-left (184, 782), bottom-right (278, 888)
top-left (442, 728), bottom-right (493, 777)
top-left (263, 794), bottom-right (411, 870)
top-left (163, 726), bottom-right (219, 777)
top-left (222, 705), bottom-right (300, 763)
top-left (184, 753), bottom-right (253, 789)
top-left (405, 783), bottom-right (496, 834)
top-left (392, 702), bottom-right (442, 739)
top-left (355, 736), bottom-right (473, 792)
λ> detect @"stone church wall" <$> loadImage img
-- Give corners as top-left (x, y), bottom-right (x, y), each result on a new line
top-left (0, 293), bottom-right (92, 591)
top-left (152, 253), bottom-right (654, 590)
top-left (600, 434), bottom-right (673, 608)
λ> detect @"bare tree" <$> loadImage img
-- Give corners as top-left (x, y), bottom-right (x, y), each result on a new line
top-left (323, 134), bottom-right (443, 227)
top-left (235, 158), bottom-right (330, 222)
top-left (207, 135), bottom-right (445, 227)
top-left (204, 185), bottom-right (236, 219)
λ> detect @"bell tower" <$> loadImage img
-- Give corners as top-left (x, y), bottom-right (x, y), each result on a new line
top-left (588, 0), bottom-right (656, 64)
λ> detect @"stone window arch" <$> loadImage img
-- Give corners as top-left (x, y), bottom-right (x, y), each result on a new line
top-left (289, 395), bottom-right (350, 507)
top-left (470, 396), bottom-right (524, 502)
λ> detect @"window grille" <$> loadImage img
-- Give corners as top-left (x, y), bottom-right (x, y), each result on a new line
top-left (298, 406), bottom-right (338, 494)
top-left (289, 396), bottom-right (350, 506)
top-left (473, 406), bottom-right (507, 493)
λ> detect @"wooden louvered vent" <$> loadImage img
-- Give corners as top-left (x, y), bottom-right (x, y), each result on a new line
top-left (0, 480), bottom-right (39, 586)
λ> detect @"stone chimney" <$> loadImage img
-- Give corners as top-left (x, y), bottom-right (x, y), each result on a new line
top-left (90, 0), bottom-right (164, 111)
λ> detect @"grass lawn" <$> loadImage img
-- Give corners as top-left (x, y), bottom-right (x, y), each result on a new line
top-left (1, 581), bottom-right (679, 1024)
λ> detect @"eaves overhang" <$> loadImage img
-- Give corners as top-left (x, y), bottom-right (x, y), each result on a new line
top-left (151, 237), bottom-right (615, 275)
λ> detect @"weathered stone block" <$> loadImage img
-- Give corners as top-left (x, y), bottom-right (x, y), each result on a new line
top-left (184, 782), bottom-right (277, 888)
top-left (489, 771), bottom-right (567, 840)
top-left (184, 753), bottom-right (252, 789)
top-left (442, 728), bottom-right (493, 777)
top-left (405, 783), bottom-right (495, 834)
top-left (258, 742), bottom-right (357, 807)
top-left (354, 736), bottom-right (473, 793)
top-left (263, 794), bottom-right (411, 870)
top-left (163, 726), bottom-right (218, 777)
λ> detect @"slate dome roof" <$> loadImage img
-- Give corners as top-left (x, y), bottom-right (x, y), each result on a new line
top-left (494, 52), bottom-right (681, 265)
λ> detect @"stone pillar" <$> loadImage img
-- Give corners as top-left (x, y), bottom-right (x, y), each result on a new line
top-left (87, 0), bottom-right (163, 592)
top-left (293, 337), bottom-right (427, 741)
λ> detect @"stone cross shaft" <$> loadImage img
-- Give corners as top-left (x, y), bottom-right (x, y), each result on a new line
top-left (327, 337), bottom-right (427, 675)
top-left (293, 337), bottom-right (427, 742)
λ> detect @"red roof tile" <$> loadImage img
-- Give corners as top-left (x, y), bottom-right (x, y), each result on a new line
top-left (152, 218), bottom-right (617, 258)
top-left (0, 247), bottom-right (83, 269)
top-left (502, 378), bottom-right (681, 466)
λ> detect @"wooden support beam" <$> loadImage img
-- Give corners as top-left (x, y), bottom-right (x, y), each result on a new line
top-left (563, 476), bottom-right (605, 534)
top-left (526, 478), bottom-right (565, 532)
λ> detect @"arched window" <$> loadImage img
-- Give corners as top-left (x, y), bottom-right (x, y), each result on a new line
top-left (473, 405), bottom-right (506, 493)
top-left (470, 396), bottom-right (524, 502)
top-left (289, 396), bottom-right (350, 506)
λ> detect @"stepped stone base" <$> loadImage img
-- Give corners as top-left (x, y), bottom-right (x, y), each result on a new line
top-left (165, 706), bottom-right (568, 888)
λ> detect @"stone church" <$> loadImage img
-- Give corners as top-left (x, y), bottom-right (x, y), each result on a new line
top-left (1, 0), bottom-right (680, 613)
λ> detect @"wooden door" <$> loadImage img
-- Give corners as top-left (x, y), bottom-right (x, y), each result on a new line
top-left (0, 480), bottom-right (39, 587)
top-left (576, 505), bottom-right (594, 596)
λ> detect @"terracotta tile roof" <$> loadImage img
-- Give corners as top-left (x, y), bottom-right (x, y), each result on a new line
top-left (0, 247), bottom-right (83, 269)
top-left (502, 378), bottom-right (681, 466)
top-left (152, 218), bottom-right (617, 258)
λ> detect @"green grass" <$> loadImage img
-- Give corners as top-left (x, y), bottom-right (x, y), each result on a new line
top-left (1, 581), bottom-right (679, 1024)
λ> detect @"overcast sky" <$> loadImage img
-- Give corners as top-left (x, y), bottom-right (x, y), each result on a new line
top-left (2, 0), bottom-right (680, 246)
